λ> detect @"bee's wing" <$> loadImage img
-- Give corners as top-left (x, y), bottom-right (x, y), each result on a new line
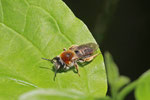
top-left (77, 42), bottom-right (99, 52)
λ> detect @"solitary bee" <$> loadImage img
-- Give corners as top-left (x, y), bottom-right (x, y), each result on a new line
top-left (42, 43), bottom-right (99, 80)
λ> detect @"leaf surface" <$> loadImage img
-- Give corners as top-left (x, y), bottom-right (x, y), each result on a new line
top-left (104, 52), bottom-right (130, 97)
top-left (0, 0), bottom-right (107, 99)
top-left (135, 70), bottom-right (150, 100)
top-left (19, 89), bottom-right (94, 100)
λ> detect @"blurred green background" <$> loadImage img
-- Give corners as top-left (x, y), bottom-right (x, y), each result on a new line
top-left (63, 0), bottom-right (150, 100)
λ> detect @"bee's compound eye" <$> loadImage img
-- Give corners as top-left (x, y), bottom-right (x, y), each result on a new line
top-left (52, 57), bottom-right (60, 63)
top-left (53, 59), bottom-right (56, 63)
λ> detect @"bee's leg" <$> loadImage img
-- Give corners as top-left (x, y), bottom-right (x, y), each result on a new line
top-left (63, 48), bottom-right (67, 51)
top-left (74, 63), bottom-right (80, 76)
top-left (69, 45), bottom-right (78, 50)
top-left (65, 66), bottom-right (70, 70)
top-left (78, 59), bottom-right (84, 63)
top-left (83, 53), bottom-right (99, 62)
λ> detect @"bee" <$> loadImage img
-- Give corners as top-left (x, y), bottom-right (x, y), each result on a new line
top-left (42, 43), bottom-right (99, 80)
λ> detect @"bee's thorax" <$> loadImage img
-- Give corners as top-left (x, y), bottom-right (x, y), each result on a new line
top-left (60, 50), bottom-right (75, 65)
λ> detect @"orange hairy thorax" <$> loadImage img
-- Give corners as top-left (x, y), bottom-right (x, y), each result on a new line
top-left (60, 50), bottom-right (75, 65)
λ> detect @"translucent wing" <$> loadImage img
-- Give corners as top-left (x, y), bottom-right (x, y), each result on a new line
top-left (69, 43), bottom-right (99, 59)
top-left (77, 43), bottom-right (99, 52)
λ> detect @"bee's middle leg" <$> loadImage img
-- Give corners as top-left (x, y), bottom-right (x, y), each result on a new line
top-left (74, 63), bottom-right (80, 76)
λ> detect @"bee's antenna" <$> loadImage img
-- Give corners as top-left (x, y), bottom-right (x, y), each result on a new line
top-left (42, 58), bottom-right (53, 63)
top-left (39, 66), bottom-right (51, 70)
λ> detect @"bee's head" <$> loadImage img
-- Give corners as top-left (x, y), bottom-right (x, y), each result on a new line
top-left (52, 56), bottom-right (65, 70)
top-left (52, 56), bottom-right (65, 80)
top-left (42, 57), bottom-right (65, 81)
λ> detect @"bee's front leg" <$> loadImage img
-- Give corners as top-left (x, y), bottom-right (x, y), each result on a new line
top-left (74, 63), bottom-right (80, 76)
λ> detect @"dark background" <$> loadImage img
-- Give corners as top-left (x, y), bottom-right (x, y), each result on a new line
top-left (63, 0), bottom-right (150, 100)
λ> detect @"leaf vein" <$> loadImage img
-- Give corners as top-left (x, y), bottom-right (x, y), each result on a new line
top-left (0, 23), bottom-right (46, 57)
top-left (26, 4), bottom-right (73, 44)
top-left (23, 7), bottom-right (29, 33)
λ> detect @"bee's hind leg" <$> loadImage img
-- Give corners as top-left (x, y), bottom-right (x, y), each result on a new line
top-left (83, 53), bottom-right (99, 62)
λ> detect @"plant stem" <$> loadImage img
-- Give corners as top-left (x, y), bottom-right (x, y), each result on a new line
top-left (117, 80), bottom-right (138, 100)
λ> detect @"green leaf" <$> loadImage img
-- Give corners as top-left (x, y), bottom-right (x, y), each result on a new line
top-left (0, 0), bottom-right (107, 99)
top-left (104, 52), bottom-right (130, 98)
top-left (99, 96), bottom-right (111, 100)
top-left (19, 89), bottom-right (94, 100)
top-left (113, 76), bottom-right (130, 92)
top-left (104, 52), bottom-right (119, 85)
top-left (117, 80), bottom-right (137, 100)
top-left (135, 70), bottom-right (150, 100)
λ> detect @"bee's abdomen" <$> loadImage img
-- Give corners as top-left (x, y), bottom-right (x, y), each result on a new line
top-left (83, 48), bottom-right (93, 55)
top-left (75, 47), bottom-right (93, 58)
